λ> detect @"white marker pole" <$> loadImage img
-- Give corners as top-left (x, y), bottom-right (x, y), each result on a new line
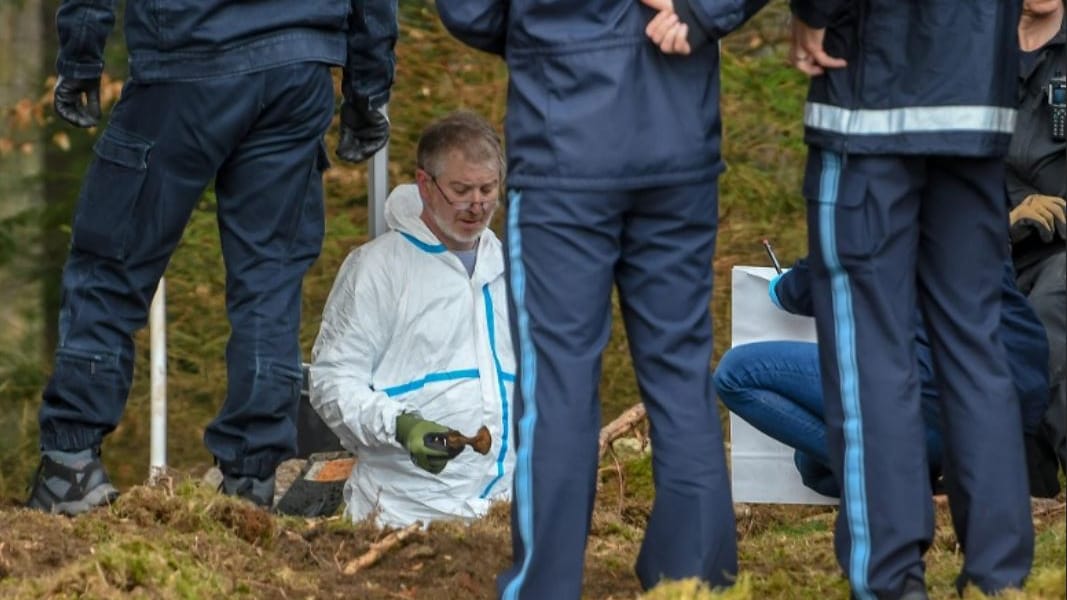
top-left (149, 277), bottom-right (167, 483)
top-left (368, 105), bottom-right (389, 238)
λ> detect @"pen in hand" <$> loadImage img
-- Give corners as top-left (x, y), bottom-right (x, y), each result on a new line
top-left (762, 239), bottom-right (783, 274)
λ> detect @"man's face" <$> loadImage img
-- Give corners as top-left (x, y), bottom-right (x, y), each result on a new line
top-left (417, 150), bottom-right (500, 251)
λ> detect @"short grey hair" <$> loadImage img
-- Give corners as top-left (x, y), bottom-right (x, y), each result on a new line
top-left (416, 111), bottom-right (505, 182)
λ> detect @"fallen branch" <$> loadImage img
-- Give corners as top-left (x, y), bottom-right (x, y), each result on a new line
top-left (1033, 500), bottom-right (1066, 518)
top-left (342, 522), bottom-right (423, 575)
top-left (598, 403), bottom-right (647, 460)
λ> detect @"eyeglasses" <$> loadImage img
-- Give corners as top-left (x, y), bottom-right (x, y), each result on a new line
top-left (429, 175), bottom-right (498, 211)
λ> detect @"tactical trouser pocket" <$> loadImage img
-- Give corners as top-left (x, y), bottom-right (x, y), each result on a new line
top-left (70, 127), bottom-right (153, 260)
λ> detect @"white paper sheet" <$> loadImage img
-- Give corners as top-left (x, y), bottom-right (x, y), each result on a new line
top-left (727, 266), bottom-right (837, 505)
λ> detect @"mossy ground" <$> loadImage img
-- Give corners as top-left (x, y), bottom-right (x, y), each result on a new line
top-left (0, 468), bottom-right (1062, 599)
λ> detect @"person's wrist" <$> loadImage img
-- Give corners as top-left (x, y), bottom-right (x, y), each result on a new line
top-left (55, 59), bottom-right (104, 82)
top-left (395, 412), bottom-right (422, 447)
top-left (768, 272), bottom-right (786, 311)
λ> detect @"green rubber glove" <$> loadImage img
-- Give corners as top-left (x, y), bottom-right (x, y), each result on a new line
top-left (395, 413), bottom-right (453, 474)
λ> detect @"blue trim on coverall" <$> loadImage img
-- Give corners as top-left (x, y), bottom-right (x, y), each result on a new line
top-left (382, 370), bottom-right (480, 397)
top-left (400, 231), bottom-right (447, 254)
top-left (480, 284), bottom-right (511, 498)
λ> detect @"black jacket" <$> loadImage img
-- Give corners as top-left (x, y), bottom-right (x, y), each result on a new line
top-left (1006, 16), bottom-right (1066, 271)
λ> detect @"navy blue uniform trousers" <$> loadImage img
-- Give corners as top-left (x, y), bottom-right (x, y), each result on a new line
top-left (498, 183), bottom-right (736, 599)
top-left (38, 63), bottom-right (334, 479)
top-left (804, 151), bottom-right (1033, 598)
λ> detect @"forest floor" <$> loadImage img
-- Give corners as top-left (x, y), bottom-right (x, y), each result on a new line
top-left (0, 454), bottom-right (1063, 599)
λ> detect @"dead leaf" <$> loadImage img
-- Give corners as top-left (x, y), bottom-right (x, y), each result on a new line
top-left (12, 99), bottom-right (34, 129)
top-left (53, 131), bottom-right (71, 151)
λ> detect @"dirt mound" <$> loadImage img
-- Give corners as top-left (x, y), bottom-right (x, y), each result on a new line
top-left (0, 477), bottom-right (643, 599)
top-left (1, 468), bottom-right (1063, 599)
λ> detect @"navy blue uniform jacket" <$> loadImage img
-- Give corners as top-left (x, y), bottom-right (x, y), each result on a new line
top-left (56, 0), bottom-right (396, 106)
top-left (790, 0), bottom-right (1020, 156)
top-left (437, 0), bottom-right (769, 191)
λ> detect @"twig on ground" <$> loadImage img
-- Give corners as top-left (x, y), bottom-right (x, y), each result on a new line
top-left (342, 523), bottom-right (423, 575)
top-left (1033, 500), bottom-right (1066, 517)
top-left (598, 403), bottom-right (647, 460)
top-left (333, 540), bottom-right (346, 572)
top-left (609, 446), bottom-right (625, 515)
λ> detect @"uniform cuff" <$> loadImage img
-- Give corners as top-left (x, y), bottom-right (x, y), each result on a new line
top-left (768, 272), bottom-right (786, 311)
top-left (672, 0), bottom-right (711, 50)
top-left (56, 58), bottom-right (104, 81)
top-left (789, 0), bottom-right (834, 29)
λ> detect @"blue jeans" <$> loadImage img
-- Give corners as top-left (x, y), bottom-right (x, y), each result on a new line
top-left (714, 340), bottom-right (943, 497)
top-left (38, 63), bottom-right (334, 478)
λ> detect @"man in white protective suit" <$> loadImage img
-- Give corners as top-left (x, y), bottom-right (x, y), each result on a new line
top-left (310, 111), bottom-right (515, 528)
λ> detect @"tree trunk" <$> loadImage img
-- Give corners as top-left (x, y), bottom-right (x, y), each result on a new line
top-left (0, 0), bottom-right (45, 361)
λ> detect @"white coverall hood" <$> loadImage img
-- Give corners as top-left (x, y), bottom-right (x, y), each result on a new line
top-left (310, 183), bottom-right (515, 528)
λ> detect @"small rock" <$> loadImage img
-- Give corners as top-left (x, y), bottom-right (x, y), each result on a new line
top-left (611, 437), bottom-right (648, 460)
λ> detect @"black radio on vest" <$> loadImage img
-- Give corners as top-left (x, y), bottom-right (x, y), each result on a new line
top-left (1049, 74), bottom-right (1065, 141)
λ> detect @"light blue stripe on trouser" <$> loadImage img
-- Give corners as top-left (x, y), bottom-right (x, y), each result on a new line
top-left (818, 150), bottom-right (874, 600)
top-left (503, 189), bottom-right (537, 600)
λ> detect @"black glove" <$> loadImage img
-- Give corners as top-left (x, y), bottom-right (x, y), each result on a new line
top-left (337, 101), bottom-right (389, 163)
top-left (54, 75), bottom-right (102, 128)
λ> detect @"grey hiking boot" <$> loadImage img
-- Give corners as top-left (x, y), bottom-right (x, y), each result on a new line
top-left (219, 473), bottom-right (275, 509)
top-left (26, 449), bottom-right (119, 516)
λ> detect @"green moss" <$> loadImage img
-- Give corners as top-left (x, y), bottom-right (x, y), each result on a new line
top-left (1023, 565), bottom-right (1067, 599)
top-left (623, 453), bottom-right (656, 506)
top-left (71, 515), bottom-right (115, 544)
top-left (644, 575), bottom-right (757, 599)
top-left (1, 538), bottom-right (232, 599)
top-left (772, 519), bottom-right (831, 538)
top-left (1033, 515), bottom-right (1066, 567)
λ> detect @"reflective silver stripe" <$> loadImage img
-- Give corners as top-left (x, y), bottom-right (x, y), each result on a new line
top-left (804, 102), bottom-right (1017, 136)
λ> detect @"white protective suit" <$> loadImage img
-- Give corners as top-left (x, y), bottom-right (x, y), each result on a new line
top-left (310, 184), bottom-right (515, 528)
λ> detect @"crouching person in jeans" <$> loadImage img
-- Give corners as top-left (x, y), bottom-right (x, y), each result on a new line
top-left (715, 257), bottom-right (1055, 498)
top-left (310, 111), bottom-right (515, 527)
